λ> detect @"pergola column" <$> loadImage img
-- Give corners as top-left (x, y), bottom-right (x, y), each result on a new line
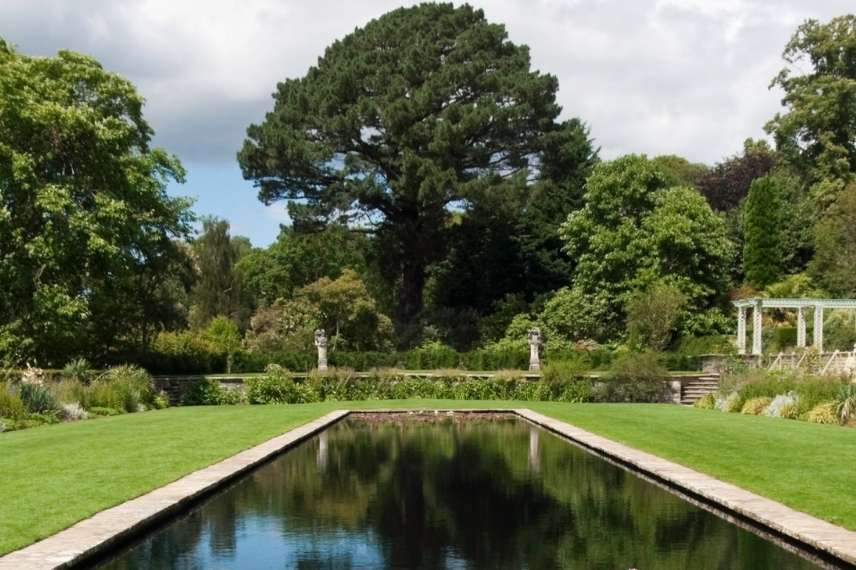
top-left (813, 304), bottom-right (824, 353)
top-left (796, 308), bottom-right (806, 348)
top-left (736, 306), bottom-right (747, 355)
top-left (752, 299), bottom-right (763, 356)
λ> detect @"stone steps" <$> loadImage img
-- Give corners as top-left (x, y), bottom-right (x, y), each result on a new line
top-left (680, 376), bottom-right (720, 405)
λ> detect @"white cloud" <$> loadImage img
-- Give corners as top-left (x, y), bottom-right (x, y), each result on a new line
top-left (1, 0), bottom-right (852, 165)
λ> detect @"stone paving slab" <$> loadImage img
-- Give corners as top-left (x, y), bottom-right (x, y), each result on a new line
top-left (0, 410), bottom-right (349, 570)
top-left (515, 408), bottom-right (856, 567)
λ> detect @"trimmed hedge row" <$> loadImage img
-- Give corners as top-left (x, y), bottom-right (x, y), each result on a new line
top-left (178, 367), bottom-right (672, 406)
top-left (121, 346), bottom-right (625, 375)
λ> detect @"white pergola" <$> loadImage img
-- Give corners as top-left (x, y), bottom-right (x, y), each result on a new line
top-left (732, 297), bottom-right (856, 355)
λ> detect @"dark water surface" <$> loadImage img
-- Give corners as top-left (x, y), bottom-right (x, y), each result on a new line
top-left (94, 414), bottom-right (825, 569)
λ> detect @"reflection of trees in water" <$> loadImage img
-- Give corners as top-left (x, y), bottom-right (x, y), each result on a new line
top-left (100, 419), bottom-right (817, 570)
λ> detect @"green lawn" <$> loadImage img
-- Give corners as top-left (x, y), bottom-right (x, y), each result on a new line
top-left (1, 401), bottom-right (854, 555)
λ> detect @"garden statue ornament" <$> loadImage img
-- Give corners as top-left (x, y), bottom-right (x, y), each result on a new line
top-left (528, 327), bottom-right (542, 372)
top-left (314, 329), bottom-right (328, 372)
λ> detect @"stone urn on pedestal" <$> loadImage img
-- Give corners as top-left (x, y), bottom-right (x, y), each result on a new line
top-left (314, 329), bottom-right (328, 372)
top-left (528, 328), bottom-right (542, 372)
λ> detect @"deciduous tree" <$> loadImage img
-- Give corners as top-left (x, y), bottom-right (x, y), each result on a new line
top-left (0, 41), bottom-right (193, 365)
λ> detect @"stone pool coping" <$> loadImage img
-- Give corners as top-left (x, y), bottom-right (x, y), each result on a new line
top-left (2, 408), bottom-right (855, 568)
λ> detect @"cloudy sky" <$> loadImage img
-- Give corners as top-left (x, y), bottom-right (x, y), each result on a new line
top-left (1, 0), bottom-right (852, 245)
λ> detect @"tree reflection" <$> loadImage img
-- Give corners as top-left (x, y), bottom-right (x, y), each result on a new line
top-left (98, 418), bottom-right (819, 570)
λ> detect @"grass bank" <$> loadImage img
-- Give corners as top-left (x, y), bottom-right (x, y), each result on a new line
top-left (1, 401), bottom-right (854, 555)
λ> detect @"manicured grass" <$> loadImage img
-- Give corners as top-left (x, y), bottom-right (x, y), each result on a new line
top-left (1, 401), bottom-right (854, 555)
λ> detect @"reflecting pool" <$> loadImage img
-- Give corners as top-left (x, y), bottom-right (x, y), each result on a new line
top-left (94, 413), bottom-right (827, 569)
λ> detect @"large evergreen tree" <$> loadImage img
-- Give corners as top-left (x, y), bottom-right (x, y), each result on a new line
top-left (742, 176), bottom-right (785, 287)
top-left (238, 3), bottom-right (592, 330)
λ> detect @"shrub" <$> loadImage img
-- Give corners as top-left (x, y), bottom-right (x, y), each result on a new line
top-left (741, 397), bottom-right (772, 415)
top-left (182, 378), bottom-right (229, 406)
top-left (246, 365), bottom-right (299, 404)
top-left (62, 358), bottom-right (92, 383)
top-left (541, 360), bottom-right (587, 384)
top-left (835, 384), bottom-right (856, 424)
top-left (86, 382), bottom-right (124, 412)
top-left (718, 392), bottom-right (743, 413)
top-left (625, 282), bottom-right (687, 351)
top-left (94, 366), bottom-right (154, 412)
top-left (51, 379), bottom-right (86, 405)
top-left (152, 391), bottom-right (170, 409)
top-left (0, 385), bottom-right (26, 419)
top-left (20, 383), bottom-right (59, 414)
top-left (764, 392), bottom-right (798, 418)
top-left (694, 393), bottom-right (716, 409)
top-left (608, 351), bottom-right (668, 382)
top-left (806, 402), bottom-right (840, 425)
top-left (61, 402), bottom-right (88, 421)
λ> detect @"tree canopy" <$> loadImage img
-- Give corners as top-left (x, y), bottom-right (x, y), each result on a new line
top-left (238, 3), bottom-right (593, 328)
top-left (560, 155), bottom-right (731, 332)
top-left (766, 15), bottom-right (856, 209)
top-left (0, 41), bottom-right (193, 365)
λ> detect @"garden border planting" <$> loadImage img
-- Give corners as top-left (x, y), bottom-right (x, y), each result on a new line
top-left (2, 408), bottom-right (855, 569)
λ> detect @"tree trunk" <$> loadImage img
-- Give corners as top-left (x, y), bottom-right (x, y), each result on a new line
top-left (398, 259), bottom-right (425, 326)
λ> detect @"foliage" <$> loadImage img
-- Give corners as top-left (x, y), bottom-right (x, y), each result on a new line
top-left (740, 397), bottom-right (772, 416)
top-left (144, 330), bottom-right (225, 374)
top-left (742, 176), bottom-right (785, 287)
top-left (245, 298), bottom-right (321, 354)
top-left (19, 383), bottom-right (59, 415)
top-left (246, 365), bottom-right (299, 404)
top-left (236, 225), bottom-right (370, 307)
top-left (561, 155), bottom-right (732, 334)
top-left (766, 16), bottom-right (856, 203)
top-left (810, 183), bottom-right (856, 296)
top-left (62, 359), bottom-right (92, 384)
top-left (189, 218), bottom-right (248, 328)
top-left (806, 402), bottom-right (839, 425)
top-left (60, 402), bottom-right (88, 421)
top-left (651, 154), bottom-right (708, 188)
top-left (182, 377), bottom-right (241, 406)
top-left (539, 287), bottom-right (614, 343)
top-left (607, 351), bottom-right (668, 383)
top-left (201, 316), bottom-right (242, 373)
top-left (298, 269), bottom-right (393, 351)
top-left (0, 385), bottom-right (26, 419)
top-left (765, 392), bottom-right (799, 418)
top-left (625, 283), bottom-right (687, 350)
top-left (238, 4), bottom-right (592, 326)
top-left (0, 42), bottom-right (194, 366)
top-left (696, 139), bottom-right (777, 212)
top-left (90, 365), bottom-right (154, 413)
top-left (836, 384), bottom-right (856, 424)
top-left (693, 393), bottom-right (716, 409)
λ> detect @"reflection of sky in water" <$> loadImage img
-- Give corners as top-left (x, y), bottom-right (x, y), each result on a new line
top-left (95, 418), bottom-right (826, 570)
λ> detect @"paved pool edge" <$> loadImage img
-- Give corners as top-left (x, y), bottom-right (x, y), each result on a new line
top-left (3, 407), bottom-right (854, 568)
top-left (515, 408), bottom-right (856, 567)
top-left (0, 410), bottom-right (350, 570)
